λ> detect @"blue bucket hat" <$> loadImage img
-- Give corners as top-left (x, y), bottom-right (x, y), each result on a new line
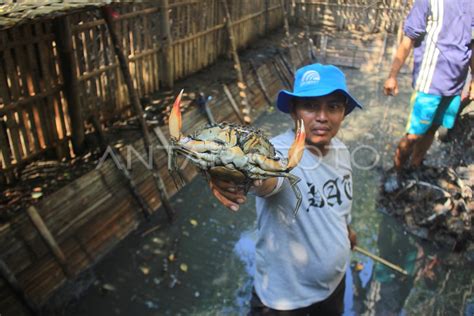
top-left (277, 63), bottom-right (362, 115)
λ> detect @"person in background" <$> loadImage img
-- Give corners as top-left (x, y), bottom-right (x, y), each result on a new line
top-left (384, 0), bottom-right (474, 172)
top-left (209, 63), bottom-right (362, 315)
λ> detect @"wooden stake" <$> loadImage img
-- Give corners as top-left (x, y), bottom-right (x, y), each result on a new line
top-left (279, 0), bottom-right (295, 72)
top-left (102, 6), bottom-right (175, 222)
top-left (223, 84), bottom-right (245, 124)
top-left (152, 125), bottom-right (171, 156)
top-left (53, 16), bottom-right (85, 155)
top-left (109, 147), bottom-right (154, 221)
top-left (354, 246), bottom-right (408, 276)
top-left (250, 60), bottom-right (272, 108)
top-left (220, 0), bottom-right (251, 124)
top-left (26, 206), bottom-right (72, 278)
top-left (159, 0), bottom-right (174, 89)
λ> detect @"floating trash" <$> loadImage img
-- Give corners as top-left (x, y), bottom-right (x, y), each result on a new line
top-left (180, 263), bottom-right (188, 272)
top-left (140, 266), bottom-right (150, 275)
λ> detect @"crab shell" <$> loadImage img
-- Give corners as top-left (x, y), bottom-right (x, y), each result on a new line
top-left (168, 90), bottom-right (306, 215)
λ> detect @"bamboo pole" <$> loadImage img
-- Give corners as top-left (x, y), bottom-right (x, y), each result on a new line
top-left (280, 0), bottom-right (291, 45)
top-left (279, 0), bottom-right (296, 72)
top-left (264, 0), bottom-right (270, 34)
top-left (0, 259), bottom-right (39, 315)
top-left (250, 60), bottom-right (272, 108)
top-left (26, 205), bottom-right (72, 277)
top-left (220, 0), bottom-right (251, 124)
top-left (222, 84), bottom-right (245, 123)
top-left (354, 246), bottom-right (408, 276)
top-left (102, 6), bottom-right (175, 222)
top-left (53, 15), bottom-right (85, 155)
top-left (160, 0), bottom-right (174, 89)
top-left (111, 147), bottom-right (155, 221)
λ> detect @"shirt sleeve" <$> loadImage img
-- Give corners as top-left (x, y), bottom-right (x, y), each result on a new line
top-left (403, 0), bottom-right (430, 40)
top-left (345, 213), bottom-right (352, 225)
top-left (260, 177), bottom-right (284, 198)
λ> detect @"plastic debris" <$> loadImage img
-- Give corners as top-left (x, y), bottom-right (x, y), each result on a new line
top-left (355, 262), bottom-right (364, 272)
top-left (140, 266), bottom-right (150, 275)
top-left (179, 263), bottom-right (188, 272)
top-left (102, 283), bottom-right (117, 292)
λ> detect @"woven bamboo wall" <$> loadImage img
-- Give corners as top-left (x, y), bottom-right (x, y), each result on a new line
top-left (0, 21), bottom-right (71, 178)
top-left (291, 0), bottom-right (408, 33)
top-left (0, 0), bottom-right (284, 180)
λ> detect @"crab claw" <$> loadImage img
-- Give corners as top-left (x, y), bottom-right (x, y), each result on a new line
top-left (169, 89), bottom-right (184, 140)
top-left (287, 119), bottom-right (305, 169)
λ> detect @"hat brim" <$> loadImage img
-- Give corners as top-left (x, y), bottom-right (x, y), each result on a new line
top-left (277, 88), bottom-right (363, 115)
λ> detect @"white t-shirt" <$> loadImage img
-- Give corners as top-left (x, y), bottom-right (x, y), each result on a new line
top-left (254, 129), bottom-right (352, 310)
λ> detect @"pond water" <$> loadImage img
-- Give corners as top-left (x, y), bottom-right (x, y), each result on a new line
top-left (65, 69), bottom-right (473, 316)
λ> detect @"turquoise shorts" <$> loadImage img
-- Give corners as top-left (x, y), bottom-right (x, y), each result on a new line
top-left (406, 91), bottom-right (461, 135)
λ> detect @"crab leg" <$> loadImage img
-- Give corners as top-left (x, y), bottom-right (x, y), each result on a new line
top-left (245, 166), bottom-right (302, 217)
top-left (169, 89), bottom-right (184, 140)
top-left (287, 119), bottom-right (306, 169)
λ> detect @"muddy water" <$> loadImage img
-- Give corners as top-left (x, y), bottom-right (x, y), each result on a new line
top-left (66, 69), bottom-right (473, 315)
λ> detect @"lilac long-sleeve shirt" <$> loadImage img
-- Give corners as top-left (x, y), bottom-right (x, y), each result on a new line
top-left (404, 0), bottom-right (473, 96)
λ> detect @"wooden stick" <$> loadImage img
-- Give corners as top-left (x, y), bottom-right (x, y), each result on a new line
top-left (26, 206), bottom-right (72, 278)
top-left (204, 103), bottom-right (216, 125)
top-left (354, 246), bottom-right (408, 276)
top-left (221, 0), bottom-right (251, 123)
top-left (159, 0), bottom-right (174, 89)
top-left (153, 125), bottom-right (171, 156)
top-left (54, 15), bottom-right (85, 155)
top-left (105, 145), bottom-right (155, 221)
top-left (102, 6), bottom-right (175, 222)
top-left (250, 60), bottom-right (272, 108)
top-left (279, 0), bottom-right (295, 72)
top-left (222, 84), bottom-right (245, 123)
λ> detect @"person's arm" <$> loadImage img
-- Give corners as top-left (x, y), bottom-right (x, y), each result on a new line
top-left (383, 36), bottom-right (415, 96)
top-left (384, 0), bottom-right (429, 96)
top-left (209, 177), bottom-right (279, 212)
top-left (470, 42), bottom-right (474, 100)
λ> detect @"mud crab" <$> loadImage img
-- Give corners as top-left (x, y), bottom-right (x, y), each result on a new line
top-left (168, 90), bottom-right (306, 216)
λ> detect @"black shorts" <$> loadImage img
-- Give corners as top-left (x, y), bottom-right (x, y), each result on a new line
top-left (248, 275), bottom-right (346, 316)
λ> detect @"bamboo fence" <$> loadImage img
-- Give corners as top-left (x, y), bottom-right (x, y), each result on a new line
top-left (0, 0), bottom-right (284, 182)
top-left (291, 0), bottom-right (408, 33)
